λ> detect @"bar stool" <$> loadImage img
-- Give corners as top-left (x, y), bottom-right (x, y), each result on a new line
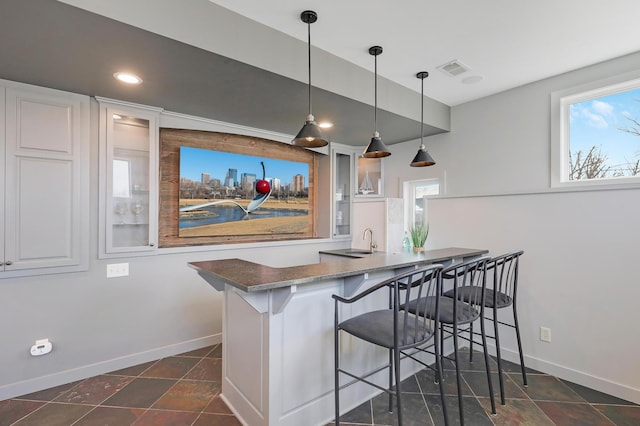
top-left (404, 256), bottom-right (495, 425)
top-left (333, 264), bottom-right (448, 426)
top-left (450, 250), bottom-right (527, 405)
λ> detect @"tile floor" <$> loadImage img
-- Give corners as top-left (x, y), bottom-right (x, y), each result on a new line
top-left (335, 348), bottom-right (640, 426)
top-left (0, 345), bottom-right (638, 425)
top-left (0, 345), bottom-right (237, 426)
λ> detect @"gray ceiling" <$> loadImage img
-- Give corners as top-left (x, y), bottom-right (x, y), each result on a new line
top-left (0, 0), bottom-right (448, 146)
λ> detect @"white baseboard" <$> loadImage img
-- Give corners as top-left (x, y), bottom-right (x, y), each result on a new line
top-left (491, 345), bottom-right (640, 405)
top-left (0, 334), bottom-right (221, 401)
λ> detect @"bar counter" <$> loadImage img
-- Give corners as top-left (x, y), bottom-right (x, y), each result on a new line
top-left (189, 247), bottom-right (487, 292)
top-left (189, 247), bottom-right (487, 426)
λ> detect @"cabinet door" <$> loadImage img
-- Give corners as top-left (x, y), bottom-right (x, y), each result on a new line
top-left (0, 87), bottom-right (4, 271)
top-left (333, 149), bottom-right (352, 237)
top-left (356, 156), bottom-right (384, 197)
top-left (99, 100), bottom-right (159, 256)
top-left (3, 85), bottom-right (89, 272)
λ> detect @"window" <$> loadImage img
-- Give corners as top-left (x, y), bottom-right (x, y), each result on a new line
top-left (403, 178), bottom-right (440, 229)
top-left (551, 71), bottom-right (640, 188)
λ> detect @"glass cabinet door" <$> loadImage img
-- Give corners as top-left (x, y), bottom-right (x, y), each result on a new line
top-left (99, 100), bottom-right (159, 256)
top-left (333, 150), bottom-right (352, 237)
top-left (356, 156), bottom-right (383, 197)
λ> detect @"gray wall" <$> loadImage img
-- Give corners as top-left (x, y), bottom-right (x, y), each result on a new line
top-left (385, 51), bottom-right (640, 404)
top-left (0, 100), bottom-right (347, 400)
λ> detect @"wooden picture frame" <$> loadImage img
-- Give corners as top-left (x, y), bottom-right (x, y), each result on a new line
top-left (159, 128), bottom-right (318, 248)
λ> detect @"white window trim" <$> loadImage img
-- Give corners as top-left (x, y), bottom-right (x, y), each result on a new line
top-left (403, 177), bottom-right (442, 230)
top-left (551, 69), bottom-right (640, 189)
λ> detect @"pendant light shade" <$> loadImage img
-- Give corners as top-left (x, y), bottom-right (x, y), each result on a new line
top-left (410, 71), bottom-right (436, 167)
top-left (292, 10), bottom-right (328, 148)
top-left (363, 46), bottom-right (391, 158)
top-left (410, 146), bottom-right (435, 167)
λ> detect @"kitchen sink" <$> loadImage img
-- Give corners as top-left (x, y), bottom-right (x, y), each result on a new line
top-left (344, 250), bottom-right (374, 255)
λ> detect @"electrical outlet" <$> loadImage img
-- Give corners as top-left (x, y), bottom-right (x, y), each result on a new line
top-left (540, 326), bottom-right (551, 342)
top-left (106, 263), bottom-right (129, 278)
top-left (30, 338), bottom-right (52, 356)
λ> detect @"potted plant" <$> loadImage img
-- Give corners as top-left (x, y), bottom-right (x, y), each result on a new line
top-left (409, 222), bottom-right (429, 253)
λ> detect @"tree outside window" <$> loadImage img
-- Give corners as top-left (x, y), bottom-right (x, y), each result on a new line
top-left (552, 73), bottom-right (640, 188)
top-left (568, 87), bottom-right (640, 181)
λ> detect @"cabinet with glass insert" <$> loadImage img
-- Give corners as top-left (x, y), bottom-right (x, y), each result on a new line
top-left (331, 145), bottom-right (353, 238)
top-left (356, 155), bottom-right (384, 198)
top-left (97, 98), bottom-right (160, 256)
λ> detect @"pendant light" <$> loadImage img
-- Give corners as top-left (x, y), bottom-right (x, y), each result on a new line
top-left (292, 10), bottom-right (328, 148)
top-left (362, 46), bottom-right (391, 158)
top-left (410, 71), bottom-right (436, 167)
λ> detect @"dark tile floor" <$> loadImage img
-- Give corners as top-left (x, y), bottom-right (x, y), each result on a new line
top-left (1, 345), bottom-right (638, 425)
top-left (334, 348), bottom-right (640, 426)
top-left (0, 345), bottom-right (239, 426)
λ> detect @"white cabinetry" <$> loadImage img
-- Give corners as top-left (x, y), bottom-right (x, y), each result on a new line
top-left (0, 80), bottom-right (89, 277)
top-left (356, 155), bottom-right (384, 198)
top-left (97, 98), bottom-right (160, 257)
top-left (330, 143), bottom-right (386, 239)
top-left (332, 144), bottom-right (353, 238)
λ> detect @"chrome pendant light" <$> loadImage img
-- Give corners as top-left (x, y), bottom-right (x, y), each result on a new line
top-left (362, 46), bottom-right (391, 158)
top-left (410, 71), bottom-right (436, 167)
top-left (292, 10), bottom-right (328, 148)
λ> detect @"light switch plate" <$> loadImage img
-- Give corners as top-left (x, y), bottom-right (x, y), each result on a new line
top-left (540, 326), bottom-right (551, 342)
top-left (106, 263), bottom-right (129, 278)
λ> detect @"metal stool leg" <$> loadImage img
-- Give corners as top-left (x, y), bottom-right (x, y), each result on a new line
top-left (434, 324), bottom-right (450, 426)
top-left (334, 302), bottom-right (341, 426)
top-left (480, 307), bottom-right (496, 414)
top-left (513, 303), bottom-right (528, 387)
top-left (388, 348), bottom-right (393, 413)
top-left (452, 324), bottom-right (465, 426)
top-left (493, 305), bottom-right (506, 405)
top-left (394, 347), bottom-right (403, 425)
top-left (469, 322), bottom-right (474, 363)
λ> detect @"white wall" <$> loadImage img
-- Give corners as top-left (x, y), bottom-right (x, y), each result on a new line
top-left (0, 101), bottom-right (347, 401)
top-left (384, 50), bottom-right (640, 404)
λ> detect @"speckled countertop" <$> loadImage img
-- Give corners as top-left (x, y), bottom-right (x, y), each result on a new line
top-left (189, 247), bottom-right (488, 293)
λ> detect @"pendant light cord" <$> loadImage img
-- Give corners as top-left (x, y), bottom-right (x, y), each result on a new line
top-left (307, 20), bottom-right (312, 116)
top-left (374, 53), bottom-right (377, 132)
top-left (420, 75), bottom-right (424, 145)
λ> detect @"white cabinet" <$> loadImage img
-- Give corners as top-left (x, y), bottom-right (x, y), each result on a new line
top-left (356, 155), bottom-right (384, 198)
top-left (0, 80), bottom-right (89, 277)
top-left (332, 145), bottom-right (353, 238)
top-left (330, 143), bottom-right (387, 239)
top-left (97, 98), bottom-right (160, 257)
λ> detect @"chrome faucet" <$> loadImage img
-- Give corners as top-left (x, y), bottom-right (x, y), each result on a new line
top-left (363, 228), bottom-right (377, 253)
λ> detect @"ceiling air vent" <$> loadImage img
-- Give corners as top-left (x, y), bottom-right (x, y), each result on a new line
top-left (436, 60), bottom-right (471, 77)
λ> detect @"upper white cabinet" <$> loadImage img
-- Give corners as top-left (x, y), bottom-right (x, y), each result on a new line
top-left (0, 80), bottom-right (90, 277)
top-left (330, 143), bottom-right (387, 238)
top-left (356, 155), bottom-right (384, 198)
top-left (332, 144), bottom-right (353, 238)
top-left (97, 98), bottom-right (160, 257)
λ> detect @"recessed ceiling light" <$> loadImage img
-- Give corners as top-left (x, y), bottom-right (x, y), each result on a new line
top-left (318, 122), bottom-right (333, 129)
top-left (113, 72), bottom-right (143, 85)
top-left (112, 114), bottom-right (122, 120)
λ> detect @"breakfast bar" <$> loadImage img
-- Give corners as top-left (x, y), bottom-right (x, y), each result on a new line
top-left (189, 247), bottom-right (487, 426)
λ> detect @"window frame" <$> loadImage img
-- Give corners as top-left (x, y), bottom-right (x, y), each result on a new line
top-left (403, 178), bottom-right (441, 230)
top-left (551, 70), bottom-right (640, 189)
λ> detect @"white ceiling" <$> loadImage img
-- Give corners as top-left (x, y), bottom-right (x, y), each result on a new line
top-left (4, 0), bottom-right (640, 145)
top-left (208, 0), bottom-right (640, 106)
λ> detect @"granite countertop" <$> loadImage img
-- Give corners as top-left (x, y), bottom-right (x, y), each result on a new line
top-left (318, 248), bottom-right (390, 258)
top-left (189, 247), bottom-right (488, 293)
